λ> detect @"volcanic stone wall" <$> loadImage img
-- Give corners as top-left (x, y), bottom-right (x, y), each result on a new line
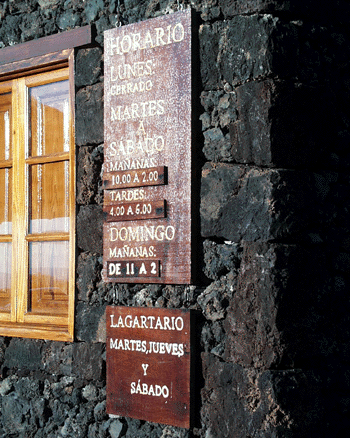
top-left (1, 0), bottom-right (350, 437)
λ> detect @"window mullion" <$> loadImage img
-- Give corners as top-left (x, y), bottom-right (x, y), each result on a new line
top-left (12, 78), bottom-right (28, 323)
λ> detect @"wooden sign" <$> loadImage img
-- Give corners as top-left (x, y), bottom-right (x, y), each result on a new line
top-left (103, 9), bottom-right (192, 284)
top-left (103, 166), bottom-right (167, 190)
top-left (103, 200), bottom-right (166, 222)
top-left (106, 306), bottom-right (192, 428)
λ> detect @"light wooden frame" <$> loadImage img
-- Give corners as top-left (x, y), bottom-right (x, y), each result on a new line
top-left (0, 51), bottom-right (75, 341)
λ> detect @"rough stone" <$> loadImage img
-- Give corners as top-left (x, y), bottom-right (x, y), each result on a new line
top-left (75, 303), bottom-right (106, 343)
top-left (230, 80), bottom-right (330, 168)
top-left (201, 352), bottom-right (324, 438)
top-left (76, 83), bottom-right (104, 146)
top-left (14, 377), bottom-right (40, 400)
top-left (75, 47), bottom-right (103, 87)
top-left (200, 15), bottom-right (298, 89)
top-left (108, 419), bottom-right (125, 438)
top-left (201, 163), bottom-right (321, 242)
top-left (20, 11), bottom-right (44, 41)
top-left (95, 15), bottom-right (112, 45)
top-left (201, 90), bottom-right (235, 130)
top-left (200, 163), bottom-right (245, 237)
top-left (334, 252), bottom-right (350, 274)
top-left (77, 205), bottom-right (103, 253)
top-left (200, 90), bottom-right (225, 114)
top-left (58, 9), bottom-right (81, 30)
top-left (203, 239), bottom-right (241, 280)
top-left (203, 127), bottom-right (232, 162)
top-left (60, 416), bottom-right (88, 438)
top-left (223, 243), bottom-right (332, 369)
top-left (218, 0), bottom-right (290, 17)
top-left (32, 397), bottom-right (47, 428)
top-left (0, 376), bottom-right (15, 396)
top-left (84, 0), bottom-right (105, 22)
top-left (0, 3), bottom-right (7, 21)
top-left (160, 425), bottom-right (190, 438)
top-left (76, 145), bottom-right (103, 205)
top-left (1, 392), bottom-right (32, 435)
top-left (201, 320), bottom-right (225, 358)
top-left (38, 0), bottom-right (61, 9)
top-left (2, 339), bottom-right (43, 372)
top-left (82, 383), bottom-right (98, 401)
top-left (42, 342), bottom-right (73, 376)
top-left (197, 272), bottom-right (236, 321)
top-left (73, 342), bottom-right (104, 380)
top-left (217, 93), bottom-right (237, 128)
top-left (199, 112), bottom-right (211, 131)
top-left (124, 417), bottom-right (163, 437)
top-left (218, 0), bottom-right (350, 26)
top-left (51, 398), bottom-right (69, 426)
top-left (0, 337), bottom-right (6, 367)
top-left (94, 400), bottom-right (107, 421)
top-left (0, 14), bottom-right (21, 46)
top-left (199, 22), bottom-right (220, 90)
top-left (77, 252), bottom-right (101, 302)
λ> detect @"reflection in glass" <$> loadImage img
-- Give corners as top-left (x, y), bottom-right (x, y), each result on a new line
top-left (0, 93), bottom-right (12, 161)
top-left (0, 168), bottom-right (12, 234)
top-left (30, 162), bottom-right (69, 233)
top-left (28, 81), bottom-right (69, 157)
top-left (0, 243), bottom-right (11, 312)
top-left (29, 241), bottom-right (68, 315)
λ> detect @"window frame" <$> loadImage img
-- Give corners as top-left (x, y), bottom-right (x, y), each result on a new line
top-left (0, 49), bottom-right (75, 342)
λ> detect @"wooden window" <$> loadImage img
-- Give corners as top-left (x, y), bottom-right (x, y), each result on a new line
top-left (0, 59), bottom-right (75, 341)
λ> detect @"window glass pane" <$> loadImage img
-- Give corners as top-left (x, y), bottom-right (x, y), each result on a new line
top-left (0, 242), bottom-right (11, 313)
top-left (0, 168), bottom-right (12, 234)
top-left (28, 80), bottom-right (70, 157)
top-left (28, 241), bottom-right (68, 316)
top-left (29, 161), bottom-right (69, 234)
top-left (0, 93), bottom-right (12, 161)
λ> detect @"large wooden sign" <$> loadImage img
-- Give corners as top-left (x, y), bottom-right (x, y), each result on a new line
top-left (106, 306), bottom-right (191, 428)
top-left (103, 9), bottom-right (192, 284)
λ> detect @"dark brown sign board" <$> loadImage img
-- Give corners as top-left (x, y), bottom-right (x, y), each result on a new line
top-left (103, 9), bottom-right (192, 284)
top-left (106, 306), bottom-right (191, 428)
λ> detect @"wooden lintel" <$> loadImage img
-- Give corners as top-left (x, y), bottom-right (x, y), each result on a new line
top-left (0, 50), bottom-right (71, 79)
top-left (0, 25), bottom-right (92, 67)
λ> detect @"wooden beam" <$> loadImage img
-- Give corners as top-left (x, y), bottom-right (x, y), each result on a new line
top-left (0, 25), bottom-right (92, 66)
top-left (0, 49), bottom-right (71, 79)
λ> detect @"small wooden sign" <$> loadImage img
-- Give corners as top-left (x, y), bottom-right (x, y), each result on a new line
top-left (106, 306), bottom-right (191, 428)
top-left (107, 260), bottom-right (161, 278)
top-left (103, 166), bottom-right (167, 190)
top-left (103, 9), bottom-right (192, 284)
top-left (104, 200), bottom-right (166, 222)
